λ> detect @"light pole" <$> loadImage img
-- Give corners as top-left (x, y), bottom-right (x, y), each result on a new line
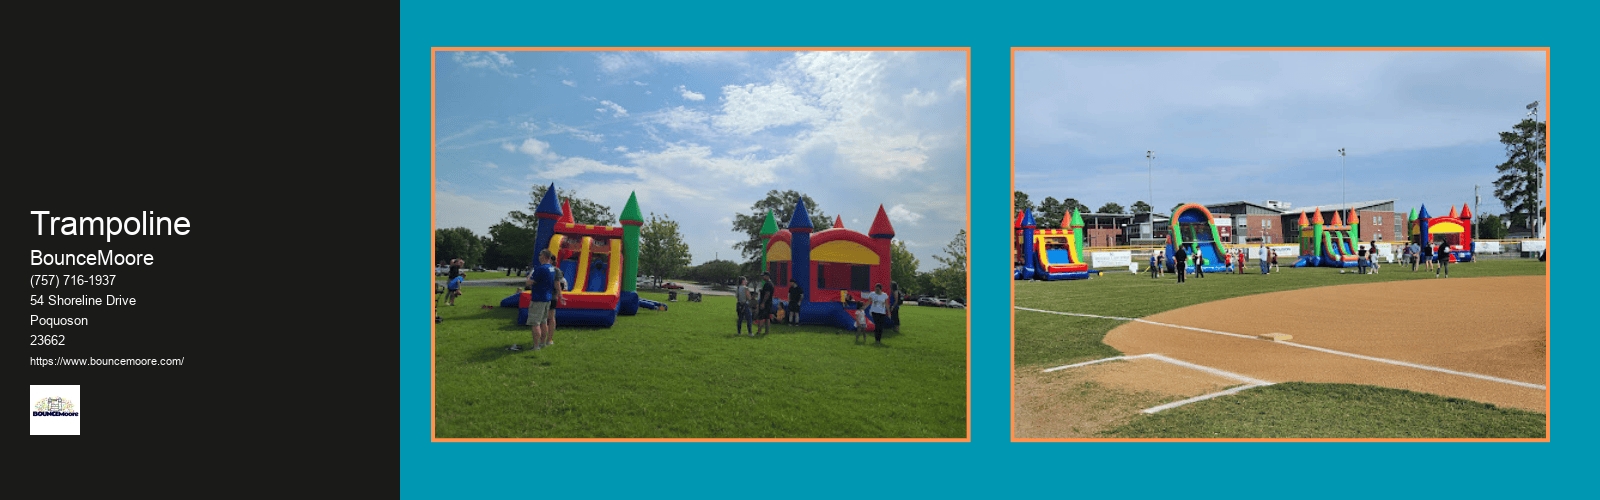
top-left (1145, 150), bottom-right (1155, 236)
top-left (1338, 148), bottom-right (1346, 211)
top-left (1527, 101), bottom-right (1543, 238)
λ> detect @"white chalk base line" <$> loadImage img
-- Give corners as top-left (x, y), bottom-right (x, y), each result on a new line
top-left (1018, 306), bottom-right (1546, 391)
top-left (1042, 353), bottom-right (1274, 414)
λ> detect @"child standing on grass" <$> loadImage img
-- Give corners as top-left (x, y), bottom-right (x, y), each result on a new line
top-left (446, 274), bottom-right (464, 306)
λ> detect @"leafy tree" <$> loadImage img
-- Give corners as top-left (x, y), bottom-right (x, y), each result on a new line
top-left (692, 259), bottom-right (741, 285)
top-left (1014, 191), bottom-right (1034, 216)
top-left (1131, 201), bottom-right (1152, 214)
top-left (731, 190), bottom-right (831, 262)
top-left (1097, 202), bottom-right (1125, 214)
top-left (639, 212), bottom-right (692, 281)
top-left (1492, 107), bottom-right (1546, 235)
top-left (1037, 197), bottom-right (1066, 229)
top-left (930, 229), bottom-right (967, 303)
top-left (1477, 213), bottom-right (1508, 240)
top-left (1061, 198), bottom-right (1083, 217)
top-left (487, 221), bottom-right (536, 269)
top-left (522, 185), bottom-right (616, 225)
top-left (889, 240), bottom-right (920, 291)
top-left (435, 227), bottom-right (485, 267)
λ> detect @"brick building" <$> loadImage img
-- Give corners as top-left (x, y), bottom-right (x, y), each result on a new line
top-left (1199, 199), bottom-right (1407, 244)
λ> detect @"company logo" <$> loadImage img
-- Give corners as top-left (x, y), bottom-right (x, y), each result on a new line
top-left (33, 397), bottom-right (78, 416)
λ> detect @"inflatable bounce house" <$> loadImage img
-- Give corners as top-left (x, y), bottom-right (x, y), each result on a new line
top-left (1292, 208), bottom-right (1362, 268)
top-left (1013, 208), bottom-right (1092, 280)
top-left (1407, 203), bottom-right (1475, 263)
top-left (760, 199), bottom-right (897, 332)
top-left (499, 184), bottom-right (665, 327)
top-left (1166, 203), bottom-right (1232, 274)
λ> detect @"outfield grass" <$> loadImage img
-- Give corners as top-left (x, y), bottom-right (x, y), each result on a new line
top-left (1103, 382), bottom-right (1547, 438)
top-left (435, 288), bottom-right (967, 438)
top-left (1014, 258), bottom-right (1547, 438)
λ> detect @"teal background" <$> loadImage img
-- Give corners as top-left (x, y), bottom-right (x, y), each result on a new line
top-left (402, 1), bottom-right (1592, 496)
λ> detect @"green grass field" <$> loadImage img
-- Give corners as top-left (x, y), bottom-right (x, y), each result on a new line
top-left (1104, 382), bottom-right (1547, 438)
top-left (1015, 258), bottom-right (1547, 438)
top-left (434, 288), bottom-right (967, 438)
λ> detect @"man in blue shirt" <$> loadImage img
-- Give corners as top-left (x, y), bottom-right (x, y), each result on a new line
top-left (522, 249), bottom-right (561, 351)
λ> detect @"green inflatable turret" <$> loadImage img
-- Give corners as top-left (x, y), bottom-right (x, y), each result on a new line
top-left (620, 192), bottom-right (643, 293)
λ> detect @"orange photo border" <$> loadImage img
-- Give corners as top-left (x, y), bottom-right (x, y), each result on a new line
top-left (431, 47), bottom-right (973, 442)
top-left (1008, 46), bottom-right (1551, 443)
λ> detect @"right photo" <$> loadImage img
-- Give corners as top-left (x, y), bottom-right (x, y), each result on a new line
top-left (1011, 48), bottom-right (1549, 440)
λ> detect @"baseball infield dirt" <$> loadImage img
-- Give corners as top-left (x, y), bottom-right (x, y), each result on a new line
top-left (1015, 358), bottom-right (1246, 438)
top-left (1102, 275), bottom-right (1547, 411)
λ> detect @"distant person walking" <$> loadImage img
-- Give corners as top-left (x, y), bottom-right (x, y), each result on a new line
top-left (1193, 249), bottom-right (1206, 278)
top-left (1436, 240), bottom-right (1451, 278)
top-left (1369, 240), bottom-right (1381, 274)
top-left (1174, 245), bottom-right (1188, 284)
top-left (1357, 245), bottom-right (1369, 274)
top-left (890, 281), bottom-right (903, 333)
top-left (1420, 240), bottom-right (1434, 272)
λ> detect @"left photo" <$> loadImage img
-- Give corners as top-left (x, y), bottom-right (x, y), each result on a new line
top-left (431, 49), bottom-right (970, 440)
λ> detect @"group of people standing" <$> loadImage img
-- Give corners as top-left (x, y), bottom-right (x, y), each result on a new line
top-left (1154, 245), bottom-right (1283, 283)
top-left (735, 275), bottom-right (901, 344)
top-left (1400, 239), bottom-right (1456, 278)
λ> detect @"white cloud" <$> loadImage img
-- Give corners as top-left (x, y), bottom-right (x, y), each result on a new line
top-left (507, 138), bottom-right (561, 161)
top-left (888, 204), bottom-right (924, 225)
top-left (727, 144), bottom-right (763, 156)
top-left (561, 80), bottom-right (576, 87)
top-left (948, 77), bottom-right (967, 93)
top-left (714, 82), bottom-right (823, 134)
top-left (903, 88), bottom-right (938, 107)
top-left (676, 85), bottom-right (705, 101)
top-left (652, 106), bottom-right (710, 132)
top-left (517, 121), bottom-right (541, 132)
top-left (479, 161), bottom-right (499, 169)
top-left (539, 157), bottom-right (634, 179)
top-left (633, 80), bottom-right (648, 86)
top-left (652, 51), bottom-right (747, 65)
top-left (435, 190), bottom-right (523, 238)
top-left (451, 51), bottom-right (517, 77)
top-left (549, 123), bottom-right (604, 143)
top-left (626, 143), bottom-right (779, 185)
top-left (597, 100), bottom-right (628, 117)
top-left (596, 53), bottom-right (642, 74)
top-left (613, 146), bottom-right (629, 152)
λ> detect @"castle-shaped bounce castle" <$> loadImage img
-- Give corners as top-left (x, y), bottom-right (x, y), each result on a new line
top-left (759, 199), bottom-right (897, 331)
top-left (499, 184), bottom-right (664, 327)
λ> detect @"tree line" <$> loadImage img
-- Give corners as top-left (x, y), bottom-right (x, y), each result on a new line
top-left (435, 187), bottom-right (969, 301)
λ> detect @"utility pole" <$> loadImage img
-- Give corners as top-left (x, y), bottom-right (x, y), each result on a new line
top-left (1338, 148), bottom-right (1346, 211)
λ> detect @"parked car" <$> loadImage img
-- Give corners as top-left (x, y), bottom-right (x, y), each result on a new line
top-left (917, 297), bottom-right (946, 307)
top-left (945, 300), bottom-right (965, 309)
top-left (661, 282), bottom-right (685, 289)
top-left (471, 265), bottom-right (486, 272)
top-left (435, 266), bottom-right (449, 276)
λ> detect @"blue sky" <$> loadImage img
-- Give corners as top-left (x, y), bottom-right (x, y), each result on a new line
top-left (1015, 50), bottom-right (1546, 219)
top-left (435, 50), bottom-right (968, 265)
